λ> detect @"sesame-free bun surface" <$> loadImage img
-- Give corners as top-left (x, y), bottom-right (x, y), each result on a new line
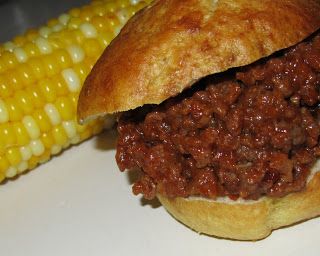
top-left (77, 0), bottom-right (320, 122)
top-left (158, 165), bottom-right (320, 241)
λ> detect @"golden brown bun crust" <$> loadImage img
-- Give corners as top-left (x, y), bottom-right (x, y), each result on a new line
top-left (78, 0), bottom-right (320, 122)
top-left (157, 170), bottom-right (320, 241)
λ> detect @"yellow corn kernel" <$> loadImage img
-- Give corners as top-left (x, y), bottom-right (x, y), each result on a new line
top-left (13, 122), bottom-right (29, 146)
top-left (70, 134), bottom-right (81, 145)
top-left (43, 54), bottom-right (61, 76)
top-left (62, 121), bottom-right (77, 139)
top-left (54, 49), bottom-right (72, 69)
top-left (22, 115), bottom-right (41, 140)
top-left (0, 75), bottom-right (12, 98)
top-left (80, 126), bottom-right (93, 141)
top-left (23, 42), bottom-right (40, 57)
top-left (28, 155), bottom-right (39, 170)
top-left (1, 51), bottom-right (19, 70)
top-left (79, 6), bottom-right (95, 21)
top-left (39, 78), bottom-right (57, 103)
top-left (51, 144), bottom-right (62, 155)
top-left (80, 22), bottom-right (98, 38)
top-left (20, 145), bottom-right (32, 161)
top-left (73, 61), bottom-right (91, 82)
top-left (39, 149), bottom-right (51, 164)
top-left (28, 58), bottom-right (46, 80)
top-left (83, 38), bottom-right (103, 58)
top-left (33, 109), bottom-right (52, 132)
top-left (53, 75), bottom-right (69, 96)
top-left (52, 125), bottom-right (68, 146)
top-left (35, 37), bottom-right (52, 54)
top-left (13, 47), bottom-right (28, 63)
top-left (6, 147), bottom-right (22, 166)
top-left (61, 68), bottom-right (81, 92)
top-left (29, 86), bottom-right (45, 109)
top-left (6, 97), bottom-right (24, 122)
top-left (68, 17), bottom-right (82, 30)
top-left (6, 167), bottom-right (18, 178)
top-left (29, 139), bottom-right (45, 156)
top-left (98, 30), bottom-right (114, 48)
top-left (41, 132), bottom-right (54, 149)
top-left (55, 96), bottom-right (75, 121)
top-left (17, 161), bottom-right (28, 174)
top-left (14, 90), bottom-right (34, 115)
top-left (6, 71), bottom-right (25, 92)
top-left (58, 13), bottom-right (70, 26)
top-left (67, 44), bottom-right (85, 63)
top-left (73, 30), bottom-right (85, 44)
top-left (39, 26), bottom-right (52, 38)
top-left (16, 63), bottom-right (36, 86)
top-left (44, 103), bottom-right (61, 126)
top-left (0, 123), bottom-right (16, 148)
top-left (48, 36), bottom-right (64, 50)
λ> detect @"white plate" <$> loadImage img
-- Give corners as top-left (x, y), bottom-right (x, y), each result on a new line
top-left (0, 130), bottom-right (319, 256)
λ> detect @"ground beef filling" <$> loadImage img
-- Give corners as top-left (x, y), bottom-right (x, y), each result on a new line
top-left (116, 31), bottom-right (320, 200)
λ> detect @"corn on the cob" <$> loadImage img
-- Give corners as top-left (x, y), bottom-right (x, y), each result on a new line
top-left (0, 0), bottom-right (152, 182)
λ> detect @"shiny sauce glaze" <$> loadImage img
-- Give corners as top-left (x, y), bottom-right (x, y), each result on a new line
top-left (116, 31), bottom-right (320, 200)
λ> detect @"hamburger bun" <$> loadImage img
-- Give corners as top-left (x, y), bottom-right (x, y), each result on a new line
top-left (77, 0), bottom-right (320, 240)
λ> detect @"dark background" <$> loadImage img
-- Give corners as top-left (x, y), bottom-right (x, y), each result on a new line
top-left (0, 0), bottom-right (89, 43)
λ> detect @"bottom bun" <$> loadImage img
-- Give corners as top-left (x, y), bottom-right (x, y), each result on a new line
top-left (157, 165), bottom-right (320, 241)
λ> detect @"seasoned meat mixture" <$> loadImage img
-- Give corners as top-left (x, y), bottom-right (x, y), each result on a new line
top-left (116, 31), bottom-right (320, 200)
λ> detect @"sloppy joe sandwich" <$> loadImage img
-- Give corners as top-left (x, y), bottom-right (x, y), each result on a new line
top-left (78, 0), bottom-right (320, 240)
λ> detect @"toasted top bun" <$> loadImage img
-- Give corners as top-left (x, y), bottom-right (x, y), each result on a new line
top-left (77, 0), bottom-right (320, 123)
